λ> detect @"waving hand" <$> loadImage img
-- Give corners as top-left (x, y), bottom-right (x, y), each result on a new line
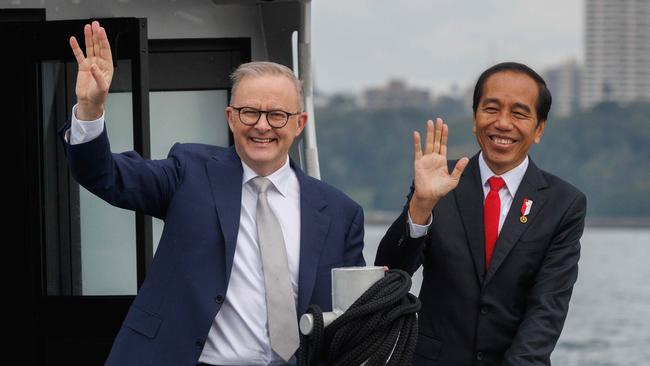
top-left (69, 21), bottom-right (114, 121)
top-left (409, 118), bottom-right (469, 224)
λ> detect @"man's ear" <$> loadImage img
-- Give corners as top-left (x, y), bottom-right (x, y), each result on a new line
top-left (534, 120), bottom-right (546, 144)
top-left (295, 112), bottom-right (308, 137)
top-left (225, 106), bottom-right (235, 133)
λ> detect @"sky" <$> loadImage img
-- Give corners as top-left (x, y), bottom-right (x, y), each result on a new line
top-left (312, 0), bottom-right (582, 96)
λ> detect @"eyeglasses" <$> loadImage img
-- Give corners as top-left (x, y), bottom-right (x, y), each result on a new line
top-left (230, 106), bottom-right (301, 128)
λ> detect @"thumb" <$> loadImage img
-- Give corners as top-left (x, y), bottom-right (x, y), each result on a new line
top-left (450, 157), bottom-right (469, 180)
top-left (90, 64), bottom-right (109, 93)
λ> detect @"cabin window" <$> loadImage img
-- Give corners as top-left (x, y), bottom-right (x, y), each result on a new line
top-left (40, 31), bottom-right (250, 296)
top-left (147, 38), bottom-right (249, 251)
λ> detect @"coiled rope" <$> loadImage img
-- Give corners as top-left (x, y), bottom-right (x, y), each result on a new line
top-left (297, 269), bottom-right (421, 366)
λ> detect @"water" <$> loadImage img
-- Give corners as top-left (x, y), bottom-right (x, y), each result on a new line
top-left (363, 225), bottom-right (650, 365)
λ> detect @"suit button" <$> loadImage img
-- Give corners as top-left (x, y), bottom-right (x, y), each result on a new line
top-left (476, 351), bottom-right (484, 361)
top-left (195, 339), bottom-right (204, 348)
top-left (480, 306), bottom-right (489, 315)
top-left (215, 294), bottom-right (224, 304)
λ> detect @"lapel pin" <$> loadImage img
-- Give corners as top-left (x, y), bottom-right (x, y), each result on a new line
top-left (520, 198), bottom-right (533, 223)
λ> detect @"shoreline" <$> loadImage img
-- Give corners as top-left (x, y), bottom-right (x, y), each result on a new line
top-left (364, 211), bottom-right (650, 229)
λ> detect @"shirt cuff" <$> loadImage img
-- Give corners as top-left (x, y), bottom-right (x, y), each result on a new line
top-left (407, 211), bottom-right (432, 238)
top-left (66, 104), bottom-right (105, 145)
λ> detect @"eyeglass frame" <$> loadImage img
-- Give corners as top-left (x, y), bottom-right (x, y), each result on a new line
top-left (229, 106), bottom-right (302, 129)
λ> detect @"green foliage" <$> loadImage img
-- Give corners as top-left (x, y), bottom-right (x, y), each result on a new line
top-left (316, 101), bottom-right (650, 219)
top-left (532, 102), bottom-right (650, 218)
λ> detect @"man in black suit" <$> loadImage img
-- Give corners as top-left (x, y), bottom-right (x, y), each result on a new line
top-left (375, 62), bottom-right (586, 365)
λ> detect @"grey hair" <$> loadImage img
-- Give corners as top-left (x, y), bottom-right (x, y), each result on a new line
top-left (230, 61), bottom-right (304, 111)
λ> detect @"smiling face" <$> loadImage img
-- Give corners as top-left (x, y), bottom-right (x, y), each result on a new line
top-left (473, 71), bottom-right (546, 175)
top-left (226, 74), bottom-right (307, 176)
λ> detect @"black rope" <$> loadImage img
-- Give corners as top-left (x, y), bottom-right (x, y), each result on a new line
top-left (298, 269), bottom-right (421, 366)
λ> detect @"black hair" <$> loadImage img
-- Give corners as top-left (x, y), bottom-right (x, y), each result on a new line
top-left (472, 62), bottom-right (552, 123)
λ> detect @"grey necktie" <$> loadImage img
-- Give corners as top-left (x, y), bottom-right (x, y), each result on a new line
top-left (251, 176), bottom-right (299, 362)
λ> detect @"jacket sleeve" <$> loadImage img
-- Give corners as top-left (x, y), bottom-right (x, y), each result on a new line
top-left (502, 192), bottom-right (587, 366)
top-left (374, 183), bottom-right (428, 276)
top-left (60, 122), bottom-right (185, 219)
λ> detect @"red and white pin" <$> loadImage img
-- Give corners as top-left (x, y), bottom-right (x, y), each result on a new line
top-left (520, 198), bottom-right (533, 223)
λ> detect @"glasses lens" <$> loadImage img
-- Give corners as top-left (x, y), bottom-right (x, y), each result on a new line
top-left (239, 107), bottom-right (260, 125)
top-left (268, 111), bottom-right (289, 127)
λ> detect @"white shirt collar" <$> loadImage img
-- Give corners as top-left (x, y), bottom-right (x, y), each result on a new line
top-left (241, 157), bottom-right (292, 197)
top-left (478, 152), bottom-right (529, 197)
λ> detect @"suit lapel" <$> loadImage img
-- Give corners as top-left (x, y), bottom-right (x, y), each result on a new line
top-left (454, 155), bottom-right (487, 284)
top-left (484, 159), bottom-right (548, 285)
top-left (294, 163), bottom-right (331, 315)
top-left (205, 147), bottom-right (243, 284)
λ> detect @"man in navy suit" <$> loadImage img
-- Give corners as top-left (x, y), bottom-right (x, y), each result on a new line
top-left (375, 62), bottom-right (586, 365)
top-left (62, 21), bottom-right (365, 365)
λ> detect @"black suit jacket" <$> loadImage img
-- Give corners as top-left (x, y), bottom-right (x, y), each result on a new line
top-left (375, 153), bottom-right (586, 366)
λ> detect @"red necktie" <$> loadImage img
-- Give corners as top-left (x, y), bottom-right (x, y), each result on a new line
top-left (484, 176), bottom-right (505, 270)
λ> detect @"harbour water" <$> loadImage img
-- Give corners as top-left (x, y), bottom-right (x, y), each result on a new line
top-left (363, 225), bottom-right (650, 365)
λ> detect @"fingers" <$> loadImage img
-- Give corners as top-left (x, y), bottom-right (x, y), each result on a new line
top-left (433, 118), bottom-right (443, 154)
top-left (440, 123), bottom-right (449, 157)
top-left (422, 118), bottom-right (448, 156)
top-left (82, 21), bottom-right (108, 60)
top-left (98, 26), bottom-right (113, 65)
top-left (92, 21), bottom-right (102, 61)
top-left (84, 23), bottom-right (93, 58)
top-left (69, 36), bottom-right (85, 65)
top-left (413, 131), bottom-right (422, 160)
top-left (451, 157), bottom-right (469, 180)
top-left (424, 119), bottom-right (434, 154)
top-left (416, 117), bottom-right (451, 159)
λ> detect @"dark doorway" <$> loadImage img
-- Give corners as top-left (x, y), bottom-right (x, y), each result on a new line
top-left (3, 13), bottom-right (249, 364)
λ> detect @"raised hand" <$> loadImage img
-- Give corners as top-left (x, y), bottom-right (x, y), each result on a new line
top-left (69, 21), bottom-right (114, 120)
top-left (409, 118), bottom-right (469, 224)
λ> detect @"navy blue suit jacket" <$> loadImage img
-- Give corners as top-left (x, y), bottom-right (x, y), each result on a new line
top-left (61, 125), bottom-right (365, 365)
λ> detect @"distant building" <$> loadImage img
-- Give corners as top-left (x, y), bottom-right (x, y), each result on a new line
top-left (581, 0), bottom-right (650, 109)
top-left (363, 79), bottom-right (431, 109)
top-left (313, 89), bottom-right (359, 110)
top-left (543, 59), bottom-right (582, 117)
top-left (326, 92), bottom-right (359, 110)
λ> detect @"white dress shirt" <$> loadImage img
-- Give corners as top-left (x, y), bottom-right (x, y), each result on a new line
top-left (68, 105), bottom-right (301, 365)
top-left (477, 152), bottom-right (528, 234)
top-left (199, 159), bottom-right (300, 365)
top-left (64, 105), bottom-right (105, 144)
top-left (408, 152), bottom-right (528, 238)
